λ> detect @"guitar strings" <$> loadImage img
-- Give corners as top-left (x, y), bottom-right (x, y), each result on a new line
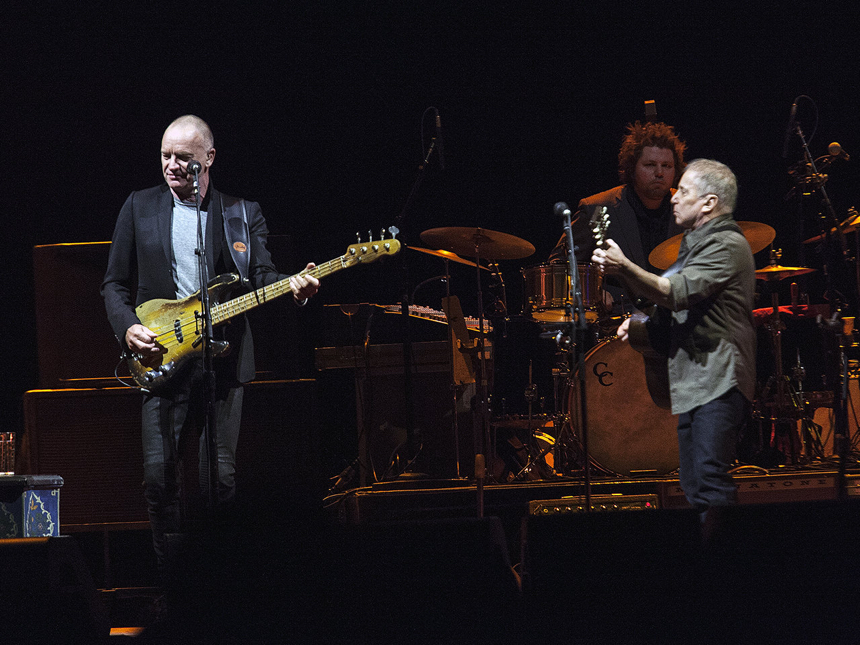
top-left (142, 255), bottom-right (348, 349)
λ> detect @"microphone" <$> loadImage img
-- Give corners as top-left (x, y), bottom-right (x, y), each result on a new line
top-left (554, 202), bottom-right (571, 217)
top-left (829, 142), bottom-right (850, 161)
top-left (782, 101), bottom-right (797, 159)
top-left (186, 159), bottom-right (203, 175)
top-left (434, 110), bottom-right (445, 170)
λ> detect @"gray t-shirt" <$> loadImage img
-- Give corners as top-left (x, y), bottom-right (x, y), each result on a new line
top-left (171, 198), bottom-right (208, 299)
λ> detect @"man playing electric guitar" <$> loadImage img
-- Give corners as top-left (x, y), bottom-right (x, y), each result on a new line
top-left (101, 115), bottom-right (320, 578)
top-left (592, 159), bottom-right (756, 524)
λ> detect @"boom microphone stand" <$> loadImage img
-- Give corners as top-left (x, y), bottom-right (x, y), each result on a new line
top-left (389, 107), bottom-right (444, 478)
top-left (787, 101), bottom-right (851, 497)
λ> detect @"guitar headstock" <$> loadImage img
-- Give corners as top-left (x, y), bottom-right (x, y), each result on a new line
top-left (590, 206), bottom-right (610, 249)
top-left (345, 228), bottom-right (401, 264)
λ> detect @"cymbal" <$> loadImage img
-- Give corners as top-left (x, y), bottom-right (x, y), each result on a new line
top-left (420, 227), bottom-right (535, 261)
top-left (755, 265), bottom-right (817, 281)
top-left (649, 221), bottom-right (776, 270)
top-left (803, 210), bottom-right (860, 244)
top-left (408, 245), bottom-right (490, 270)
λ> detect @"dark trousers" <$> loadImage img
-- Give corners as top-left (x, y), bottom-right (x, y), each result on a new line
top-left (141, 366), bottom-right (243, 574)
top-left (677, 387), bottom-right (749, 518)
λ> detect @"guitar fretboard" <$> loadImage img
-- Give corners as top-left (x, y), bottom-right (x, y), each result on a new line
top-left (212, 255), bottom-right (350, 324)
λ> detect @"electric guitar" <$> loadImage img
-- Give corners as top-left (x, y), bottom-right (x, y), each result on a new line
top-left (125, 234), bottom-right (401, 391)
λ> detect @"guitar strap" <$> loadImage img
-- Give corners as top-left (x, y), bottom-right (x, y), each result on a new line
top-left (221, 195), bottom-right (251, 285)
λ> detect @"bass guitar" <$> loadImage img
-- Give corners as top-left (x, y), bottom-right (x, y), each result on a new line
top-left (125, 234), bottom-right (401, 391)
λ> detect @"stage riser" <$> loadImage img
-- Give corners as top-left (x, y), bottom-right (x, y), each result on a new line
top-left (342, 471), bottom-right (857, 523)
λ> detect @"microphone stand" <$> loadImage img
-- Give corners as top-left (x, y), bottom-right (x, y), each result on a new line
top-left (390, 109), bottom-right (442, 480)
top-left (562, 206), bottom-right (591, 510)
top-left (190, 164), bottom-right (219, 514)
top-left (791, 121), bottom-right (851, 497)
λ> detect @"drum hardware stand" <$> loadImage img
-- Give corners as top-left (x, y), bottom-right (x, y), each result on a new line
top-left (792, 351), bottom-right (827, 461)
top-left (487, 261), bottom-right (508, 315)
top-left (510, 361), bottom-right (550, 481)
top-left (757, 253), bottom-right (807, 464)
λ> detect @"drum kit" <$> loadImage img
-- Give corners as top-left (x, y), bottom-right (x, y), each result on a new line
top-left (406, 206), bottom-right (853, 483)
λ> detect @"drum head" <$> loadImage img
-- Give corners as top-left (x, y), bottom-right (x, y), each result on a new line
top-left (569, 338), bottom-right (678, 476)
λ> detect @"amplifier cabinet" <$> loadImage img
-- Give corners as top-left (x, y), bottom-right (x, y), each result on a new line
top-left (22, 388), bottom-right (148, 528)
top-left (22, 380), bottom-right (319, 529)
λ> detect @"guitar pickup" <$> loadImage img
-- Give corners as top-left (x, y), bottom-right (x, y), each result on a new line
top-left (174, 319), bottom-right (184, 344)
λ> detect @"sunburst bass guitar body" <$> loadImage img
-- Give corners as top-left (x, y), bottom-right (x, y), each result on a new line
top-left (126, 237), bottom-right (400, 391)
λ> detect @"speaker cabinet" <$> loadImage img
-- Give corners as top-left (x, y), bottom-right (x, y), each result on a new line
top-left (21, 379), bottom-right (319, 528)
top-left (22, 387), bottom-right (148, 527)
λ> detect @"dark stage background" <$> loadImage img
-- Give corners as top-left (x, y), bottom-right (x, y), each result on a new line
top-left (4, 4), bottom-right (860, 458)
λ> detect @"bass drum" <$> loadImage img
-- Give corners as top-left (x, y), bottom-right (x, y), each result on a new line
top-left (567, 337), bottom-right (678, 476)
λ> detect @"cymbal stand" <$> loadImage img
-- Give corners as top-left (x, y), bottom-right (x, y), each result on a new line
top-left (470, 238), bottom-right (490, 517)
top-left (759, 267), bottom-right (804, 464)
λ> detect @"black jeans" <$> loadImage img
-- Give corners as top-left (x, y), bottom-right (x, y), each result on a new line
top-left (677, 387), bottom-right (749, 518)
top-left (141, 366), bottom-right (243, 574)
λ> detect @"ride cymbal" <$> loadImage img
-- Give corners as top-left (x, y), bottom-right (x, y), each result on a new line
top-left (649, 221), bottom-right (776, 270)
top-left (420, 227), bottom-right (535, 261)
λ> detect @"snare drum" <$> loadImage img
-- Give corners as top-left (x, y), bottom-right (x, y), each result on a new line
top-left (566, 337), bottom-right (678, 476)
top-left (522, 262), bottom-right (603, 322)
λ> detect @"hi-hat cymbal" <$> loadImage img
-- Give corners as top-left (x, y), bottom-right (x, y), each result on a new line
top-left (649, 221), bottom-right (776, 270)
top-left (755, 265), bottom-right (817, 281)
top-left (408, 245), bottom-right (490, 270)
top-left (420, 227), bottom-right (535, 261)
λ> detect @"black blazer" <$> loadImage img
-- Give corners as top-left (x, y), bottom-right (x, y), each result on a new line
top-left (101, 184), bottom-right (285, 385)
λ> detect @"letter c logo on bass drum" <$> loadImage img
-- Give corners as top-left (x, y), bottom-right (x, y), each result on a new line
top-left (592, 361), bottom-right (613, 387)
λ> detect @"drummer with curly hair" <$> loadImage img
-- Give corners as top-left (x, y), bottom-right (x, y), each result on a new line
top-left (550, 120), bottom-right (687, 314)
